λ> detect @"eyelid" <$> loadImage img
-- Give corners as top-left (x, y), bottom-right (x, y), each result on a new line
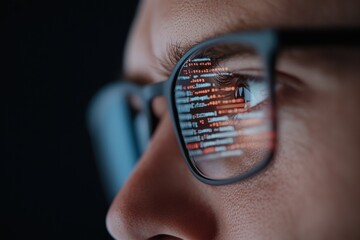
top-left (155, 41), bottom-right (196, 78)
top-left (221, 66), bottom-right (305, 93)
top-left (275, 70), bottom-right (306, 92)
top-left (213, 68), bottom-right (305, 109)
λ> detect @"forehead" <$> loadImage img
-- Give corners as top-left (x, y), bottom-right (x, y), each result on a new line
top-left (124, 0), bottom-right (359, 83)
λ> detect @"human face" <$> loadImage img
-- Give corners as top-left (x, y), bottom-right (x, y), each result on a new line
top-left (106, 0), bottom-right (360, 239)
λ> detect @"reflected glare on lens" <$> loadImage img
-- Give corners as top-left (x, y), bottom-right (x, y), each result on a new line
top-left (174, 43), bottom-right (275, 180)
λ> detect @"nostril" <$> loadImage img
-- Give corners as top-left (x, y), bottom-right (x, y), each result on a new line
top-left (149, 234), bottom-right (183, 240)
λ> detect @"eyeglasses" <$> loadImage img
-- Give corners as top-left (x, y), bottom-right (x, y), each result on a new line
top-left (88, 28), bottom-right (360, 191)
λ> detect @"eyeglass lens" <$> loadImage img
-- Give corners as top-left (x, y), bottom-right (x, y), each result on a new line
top-left (174, 42), bottom-right (275, 180)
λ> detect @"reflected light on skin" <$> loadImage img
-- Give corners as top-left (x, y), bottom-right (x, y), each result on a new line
top-left (106, 0), bottom-right (360, 239)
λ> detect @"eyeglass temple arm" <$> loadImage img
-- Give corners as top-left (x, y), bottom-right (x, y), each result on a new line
top-left (278, 28), bottom-right (360, 47)
top-left (142, 80), bottom-right (167, 101)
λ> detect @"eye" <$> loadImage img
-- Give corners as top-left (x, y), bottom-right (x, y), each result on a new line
top-left (213, 72), bottom-right (272, 113)
top-left (173, 42), bottom-right (278, 181)
top-left (234, 74), bottom-right (269, 109)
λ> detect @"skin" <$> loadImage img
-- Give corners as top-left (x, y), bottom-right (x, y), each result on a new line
top-left (106, 0), bottom-right (360, 239)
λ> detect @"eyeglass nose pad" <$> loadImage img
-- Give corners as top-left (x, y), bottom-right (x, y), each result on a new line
top-left (134, 110), bottom-right (151, 154)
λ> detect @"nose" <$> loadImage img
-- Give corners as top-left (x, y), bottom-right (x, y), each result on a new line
top-left (106, 114), bottom-right (217, 239)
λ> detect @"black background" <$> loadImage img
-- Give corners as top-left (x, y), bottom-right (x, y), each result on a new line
top-left (2, 1), bottom-right (138, 239)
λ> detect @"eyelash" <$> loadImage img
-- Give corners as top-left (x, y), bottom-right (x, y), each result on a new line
top-left (213, 72), bottom-right (261, 95)
top-left (213, 72), bottom-right (272, 111)
top-left (215, 72), bottom-right (251, 84)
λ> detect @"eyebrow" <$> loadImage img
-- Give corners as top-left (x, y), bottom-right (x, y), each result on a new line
top-left (154, 41), bottom-right (196, 79)
top-left (120, 41), bottom-right (195, 85)
top-left (123, 17), bottom-right (250, 84)
top-left (153, 26), bottom-right (254, 80)
top-left (154, 37), bottom-right (259, 79)
top-left (152, 15), bottom-right (260, 78)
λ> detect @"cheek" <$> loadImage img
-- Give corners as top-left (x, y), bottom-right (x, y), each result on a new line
top-left (206, 81), bottom-right (360, 239)
top-left (202, 133), bottom-right (303, 239)
top-left (195, 107), bottom-right (317, 239)
top-left (272, 75), bottom-right (360, 237)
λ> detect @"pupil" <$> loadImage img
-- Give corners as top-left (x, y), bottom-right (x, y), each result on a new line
top-left (235, 86), bottom-right (252, 103)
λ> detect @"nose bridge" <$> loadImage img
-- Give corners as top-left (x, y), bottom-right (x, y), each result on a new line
top-left (106, 115), bottom-right (217, 239)
top-left (140, 80), bottom-right (168, 139)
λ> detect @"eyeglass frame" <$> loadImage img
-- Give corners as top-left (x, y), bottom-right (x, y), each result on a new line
top-left (91, 28), bottom-right (360, 186)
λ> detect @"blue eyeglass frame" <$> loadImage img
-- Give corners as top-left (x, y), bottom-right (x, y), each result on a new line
top-left (88, 28), bottom-right (360, 199)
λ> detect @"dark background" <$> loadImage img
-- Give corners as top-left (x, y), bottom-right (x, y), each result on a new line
top-left (2, 1), bottom-right (138, 239)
